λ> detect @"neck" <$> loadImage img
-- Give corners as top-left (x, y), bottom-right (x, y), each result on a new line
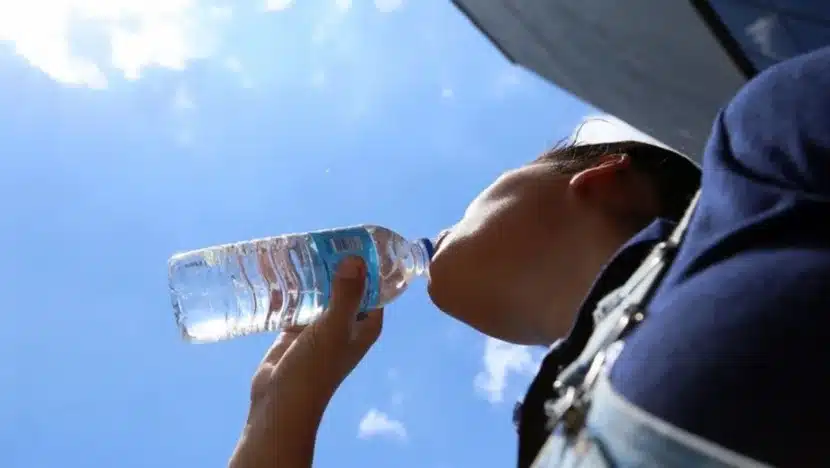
top-left (535, 218), bottom-right (642, 344)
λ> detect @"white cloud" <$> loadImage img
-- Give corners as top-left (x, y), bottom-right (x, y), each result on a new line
top-left (374, 0), bottom-right (404, 13)
top-left (310, 1), bottom-right (351, 46)
top-left (173, 85), bottom-right (195, 111)
top-left (491, 66), bottom-right (523, 98)
top-left (746, 15), bottom-right (783, 60)
top-left (335, 0), bottom-right (353, 11)
top-left (175, 128), bottom-right (194, 147)
top-left (264, 0), bottom-right (293, 11)
top-left (474, 338), bottom-right (539, 404)
top-left (441, 87), bottom-right (454, 99)
top-left (358, 409), bottom-right (408, 441)
top-left (207, 5), bottom-right (233, 21)
top-left (222, 56), bottom-right (253, 88)
top-left (223, 56), bottom-right (242, 74)
top-left (311, 70), bottom-right (327, 87)
top-left (571, 114), bottom-right (670, 149)
top-left (0, 0), bottom-right (229, 88)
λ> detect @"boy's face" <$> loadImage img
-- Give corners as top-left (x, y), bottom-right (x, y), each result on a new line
top-left (427, 154), bottom-right (659, 345)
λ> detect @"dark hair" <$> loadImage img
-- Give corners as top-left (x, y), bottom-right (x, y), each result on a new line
top-left (533, 140), bottom-right (701, 222)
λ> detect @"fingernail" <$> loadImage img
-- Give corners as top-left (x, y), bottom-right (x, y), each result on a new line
top-left (336, 256), bottom-right (363, 279)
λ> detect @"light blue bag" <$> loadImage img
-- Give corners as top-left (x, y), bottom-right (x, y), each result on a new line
top-left (531, 372), bottom-right (770, 468)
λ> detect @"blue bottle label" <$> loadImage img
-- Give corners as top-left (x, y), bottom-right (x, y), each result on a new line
top-left (309, 228), bottom-right (380, 317)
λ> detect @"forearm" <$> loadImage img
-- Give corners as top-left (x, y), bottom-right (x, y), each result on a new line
top-left (229, 397), bottom-right (323, 468)
top-left (229, 424), bottom-right (316, 468)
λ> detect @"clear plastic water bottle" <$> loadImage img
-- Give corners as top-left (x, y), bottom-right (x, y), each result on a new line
top-left (168, 225), bottom-right (434, 343)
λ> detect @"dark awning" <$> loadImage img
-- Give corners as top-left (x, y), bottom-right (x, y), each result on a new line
top-left (451, 0), bottom-right (830, 161)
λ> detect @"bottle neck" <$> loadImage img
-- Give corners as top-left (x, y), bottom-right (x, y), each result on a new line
top-left (409, 238), bottom-right (433, 277)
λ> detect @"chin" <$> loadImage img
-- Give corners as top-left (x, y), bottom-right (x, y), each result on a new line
top-left (427, 272), bottom-right (537, 345)
top-left (427, 235), bottom-right (539, 344)
top-left (426, 266), bottom-right (483, 331)
top-left (425, 268), bottom-right (457, 317)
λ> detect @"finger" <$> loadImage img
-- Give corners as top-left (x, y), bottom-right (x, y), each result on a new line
top-left (262, 287), bottom-right (283, 330)
top-left (324, 309), bottom-right (383, 383)
top-left (320, 256), bottom-right (367, 338)
top-left (260, 329), bottom-right (300, 367)
top-left (258, 246), bottom-right (277, 284)
top-left (251, 330), bottom-right (301, 405)
top-left (351, 308), bottom-right (383, 350)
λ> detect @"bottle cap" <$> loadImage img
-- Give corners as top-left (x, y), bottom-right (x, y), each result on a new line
top-left (419, 238), bottom-right (435, 260)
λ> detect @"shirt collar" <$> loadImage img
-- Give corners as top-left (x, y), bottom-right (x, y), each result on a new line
top-left (513, 219), bottom-right (675, 436)
top-left (552, 218), bottom-right (676, 360)
top-left (514, 218), bottom-right (677, 435)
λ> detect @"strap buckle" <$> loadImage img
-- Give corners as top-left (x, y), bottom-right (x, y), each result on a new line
top-left (544, 343), bottom-right (611, 435)
top-left (542, 300), bottom-right (649, 437)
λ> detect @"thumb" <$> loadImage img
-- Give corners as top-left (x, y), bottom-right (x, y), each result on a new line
top-left (320, 256), bottom-right (367, 338)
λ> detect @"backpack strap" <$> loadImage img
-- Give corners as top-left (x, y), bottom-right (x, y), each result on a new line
top-left (528, 190), bottom-right (700, 466)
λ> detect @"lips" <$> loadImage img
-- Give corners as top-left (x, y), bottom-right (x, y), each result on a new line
top-left (433, 228), bottom-right (452, 252)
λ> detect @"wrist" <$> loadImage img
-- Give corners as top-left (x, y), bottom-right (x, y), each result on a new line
top-left (230, 394), bottom-right (325, 468)
top-left (230, 422), bottom-right (319, 468)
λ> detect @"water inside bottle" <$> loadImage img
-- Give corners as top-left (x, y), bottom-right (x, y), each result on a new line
top-left (168, 226), bottom-right (431, 343)
top-left (169, 235), bottom-right (327, 342)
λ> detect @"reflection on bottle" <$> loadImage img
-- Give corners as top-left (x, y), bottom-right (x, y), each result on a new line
top-left (169, 225), bottom-right (433, 343)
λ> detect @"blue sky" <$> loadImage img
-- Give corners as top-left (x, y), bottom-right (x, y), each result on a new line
top-left (0, 1), bottom-right (658, 467)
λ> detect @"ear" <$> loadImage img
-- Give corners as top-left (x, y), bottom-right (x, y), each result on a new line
top-left (568, 153), bottom-right (631, 200)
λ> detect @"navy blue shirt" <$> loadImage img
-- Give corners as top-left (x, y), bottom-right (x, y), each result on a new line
top-left (607, 46), bottom-right (830, 466)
